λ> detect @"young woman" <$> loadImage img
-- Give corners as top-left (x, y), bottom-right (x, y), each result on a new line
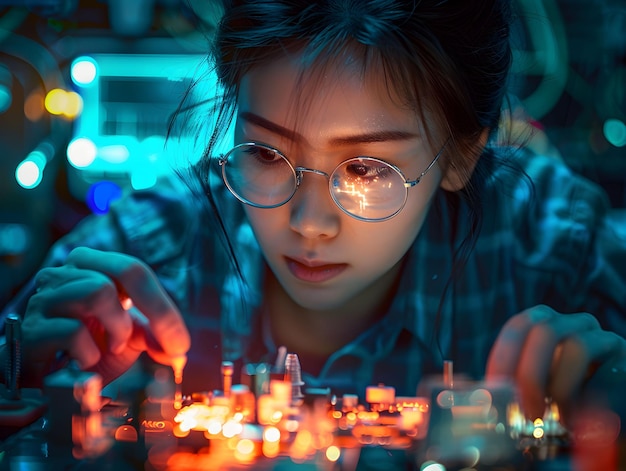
top-left (2, 0), bottom-right (625, 430)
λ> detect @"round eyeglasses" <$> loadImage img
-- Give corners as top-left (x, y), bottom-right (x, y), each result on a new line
top-left (218, 141), bottom-right (446, 222)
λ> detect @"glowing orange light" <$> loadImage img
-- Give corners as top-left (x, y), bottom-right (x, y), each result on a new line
top-left (400, 409), bottom-right (424, 431)
top-left (114, 425), bottom-right (138, 442)
top-left (207, 419), bottom-right (222, 435)
top-left (262, 440), bottom-right (280, 459)
top-left (263, 426), bottom-right (281, 443)
top-left (357, 411), bottom-right (380, 422)
top-left (285, 419), bottom-right (299, 432)
top-left (270, 411), bottom-right (283, 424)
top-left (326, 445), bottom-right (341, 462)
top-left (174, 402), bottom-right (231, 436)
top-left (233, 412), bottom-right (244, 422)
top-left (173, 423), bottom-right (191, 438)
top-left (234, 438), bottom-right (256, 462)
top-left (397, 398), bottom-right (430, 412)
top-left (294, 429), bottom-right (313, 448)
top-left (222, 419), bottom-right (243, 438)
top-left (290, 429), bottom-right (314, 462)
top-left (365, 385), bottom-right (395, 407)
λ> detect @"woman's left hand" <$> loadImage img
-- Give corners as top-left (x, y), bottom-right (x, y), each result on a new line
top-left (485, 304), bottom-right (626, 424)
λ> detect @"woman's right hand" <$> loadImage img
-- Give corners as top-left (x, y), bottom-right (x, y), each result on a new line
top-left (17, 247), bottom-right (190, 387)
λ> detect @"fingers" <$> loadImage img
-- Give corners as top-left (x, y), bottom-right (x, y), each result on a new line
top-left (66, 320), bottom-right (105, 369)
top-left (549, 330), bottom-right (626, 415)
top-left (485, 306), bottom-right (546, 381)
top-left (486, 305), bottom-right (621, 420)
top-left (33, 266), bottom-right (134, 354)
top-left (65, 247), bottom-right (191, 360)
top-left (22, 247), bottom-right (190, 386)
top-left (20, 315), bottom-right (99, 369)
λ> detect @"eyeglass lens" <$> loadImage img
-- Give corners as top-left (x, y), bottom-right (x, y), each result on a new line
top-left (221, 144), bottom-right (409, 220)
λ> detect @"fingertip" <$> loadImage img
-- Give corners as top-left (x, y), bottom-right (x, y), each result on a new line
top-left (171, 355), bottom-right (187, 384)
top-left (526, 304), bottom-right (555, 323)
top-left (521, 391), bottom-right (548, 422)
top-left (70, 328), bottom-right (103, 370)
top-left (162, 325), bottom-right (191, 357)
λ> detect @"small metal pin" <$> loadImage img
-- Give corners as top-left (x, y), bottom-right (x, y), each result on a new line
top-left (284, 353), bottom-right (304, 402)
top-left (274, 346), bottom-right (287, 373)
top-left (221, 360), bottom-right (234, 397)
top-left (172, 355), bottom-right (186, 410)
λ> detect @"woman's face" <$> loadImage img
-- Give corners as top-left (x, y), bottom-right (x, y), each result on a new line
top-left (234, 54), bottom-right (446, 312)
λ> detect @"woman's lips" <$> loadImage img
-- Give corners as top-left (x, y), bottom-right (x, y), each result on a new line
top-left (285, 257), bottom-right (348, 283)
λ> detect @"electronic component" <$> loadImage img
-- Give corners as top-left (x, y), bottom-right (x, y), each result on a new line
top-left (0, 314), bottom-right (47, 439)
top-left (0, 356), bottom-right (580, 470)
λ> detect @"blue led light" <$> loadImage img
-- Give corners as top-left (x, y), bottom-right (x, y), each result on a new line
top-left (86, 181), bottom-right (123, 215)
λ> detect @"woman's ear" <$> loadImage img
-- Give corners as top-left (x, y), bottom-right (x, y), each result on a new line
top-left (439, 128), bottom-right (490, 191)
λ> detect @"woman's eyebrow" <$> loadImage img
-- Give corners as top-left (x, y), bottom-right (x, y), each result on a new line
top-left (239, 111), bottom-right (420, 146)
top-left (329, 130), bottom-right (419, 146)
top-left (239, 111), bottom-right (304, 143)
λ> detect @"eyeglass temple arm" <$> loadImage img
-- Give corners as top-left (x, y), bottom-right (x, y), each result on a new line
top-left (404, 138), bottom-right (449, 188)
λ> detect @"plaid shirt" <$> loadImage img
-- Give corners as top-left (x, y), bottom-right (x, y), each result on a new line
top-left (3, 147), bottom-right (626, 399)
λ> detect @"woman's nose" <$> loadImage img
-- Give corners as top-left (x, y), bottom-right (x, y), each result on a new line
top-left (288, 173), bottom-right (340, 239)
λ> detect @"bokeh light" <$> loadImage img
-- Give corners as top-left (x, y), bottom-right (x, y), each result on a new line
top-left (15, 160), bottom-right (42, 189)
top-left (0, 224), bottom-right (29, 255)
top-left (86, 181), bottom-right (122, 215)
top-left (24, 91), bottom-right (45, 122)
top-left (44, 88), bottom-right (67, 115)
top-left (325, 445), bottom-right (340, 462)
top-left (44, 88), bottom-right (83, 118)
top-left (71, 56), bottom-right (98, 86)
top-left (15, 150), bottom-right (47, 189)
top-left (603, 119), bottom-right (626, 148)
top-left (130, 168), bottom-right (157, 190)
top-left (67, 137), bottom-right (97, 168)
top-left (421, 461), bottom-right (446, 471)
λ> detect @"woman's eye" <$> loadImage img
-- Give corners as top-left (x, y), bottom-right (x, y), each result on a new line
top-left (345, 161), bottom-right (391, 180)
top-left (248, 146), bottom-right (280, 162)
top-left (241, 146), bottom-right (287, 167)
top-left (347, 163), bottom-right (369, 176)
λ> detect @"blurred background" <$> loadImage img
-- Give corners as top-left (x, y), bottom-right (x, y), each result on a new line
top-left (0, 0), bottom-right (624, 308)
